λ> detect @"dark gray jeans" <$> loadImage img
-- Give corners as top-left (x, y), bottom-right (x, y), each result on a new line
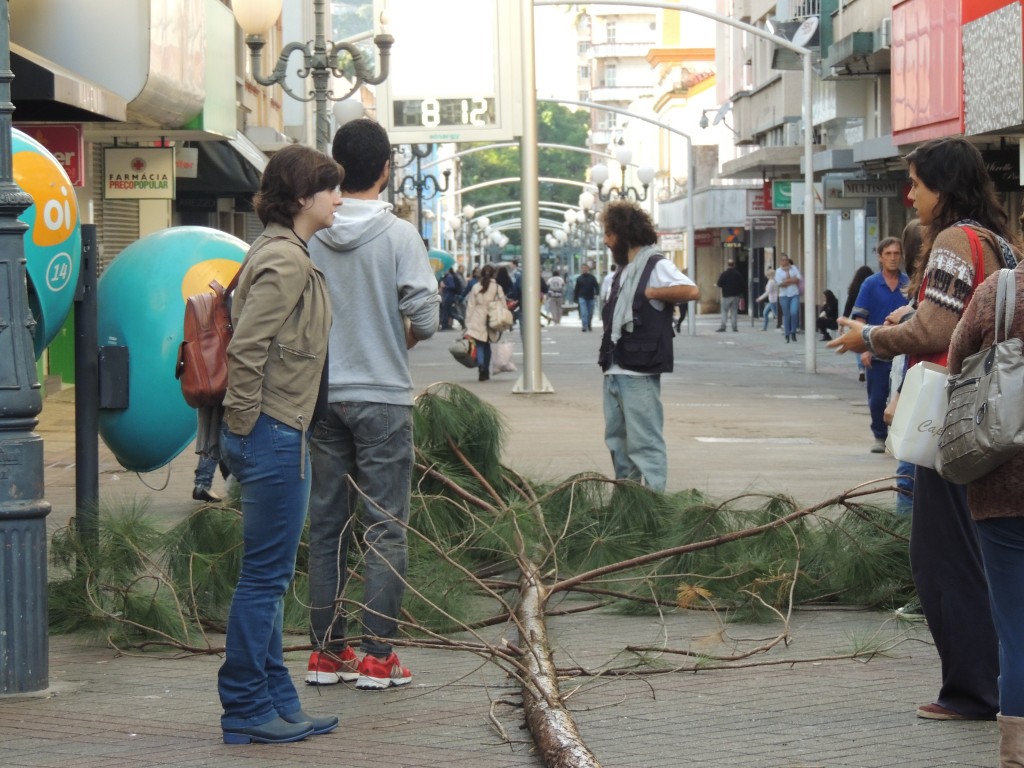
top-left (307, 401), bottom-right (413, 658)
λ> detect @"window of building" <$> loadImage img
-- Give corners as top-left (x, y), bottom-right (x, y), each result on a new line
top-left (606, 20), bottom-right (616, 43)
top-left (578, 65), bottom-right (590, 80)
top-left (578, 41), bottom-right (589, 55)
top-left (604, 63), bottom-right (617, 87)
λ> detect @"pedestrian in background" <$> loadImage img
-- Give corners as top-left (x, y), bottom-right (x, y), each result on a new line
top-left (816, 289), bottom-right (839, 341)
top-left (715, 257), bottom-right (744, 333)
top-left (573, 262), bottom-right (600, 332)
top-left (218, 143), bottom-right (341, 745)
top-left (847, 237), bottom-right (908, 454)
top-left (547, 269), bottom-right (565, 324)
top-left (843, 265), bottom-right (875, 381)
top-left (756, 268), bottom-right (778, 331)
top-left (465, 263), bottom-right (505, 381)
top-left (775, 254), bottom-right (802, 342)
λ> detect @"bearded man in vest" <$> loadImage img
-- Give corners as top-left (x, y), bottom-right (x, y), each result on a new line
top-left (597, 200), bottom-right (700, 492)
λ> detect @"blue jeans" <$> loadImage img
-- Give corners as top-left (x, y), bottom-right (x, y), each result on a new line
top-left (977, 517), bottom-right (1024, 716)
top-left (578, 297), bottom-right (595, 330)
top-left (761, 302), bottom-right (776, 330)
top-left (307, 402), bottom-right (413, 658)
top-left (865, 359), bottom-right (892, 440)
top-left (780, 294), bottom-right (799, 337)
top-left (603, 373), bottom-right (666, 492)
top-left (194, 452), bottom-right (217, 488)
top-left (217, 413), bottom-right (310, 729)
top-left (895, 460), bottom-right (914, 515)
top-left (475, 341), bottom-right (492, 372)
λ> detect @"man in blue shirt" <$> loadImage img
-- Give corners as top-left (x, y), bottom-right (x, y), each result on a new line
top-left (850, 237), bottom-right (909, 453)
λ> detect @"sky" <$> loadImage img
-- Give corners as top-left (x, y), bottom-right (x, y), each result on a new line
top-left (379, 1), bottom-right (581, 103)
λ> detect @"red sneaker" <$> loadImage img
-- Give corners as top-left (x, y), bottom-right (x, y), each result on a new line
top-left (306, 647), bottom-right (359, 685)
top-left (355, 652), bottom-right (412, 690)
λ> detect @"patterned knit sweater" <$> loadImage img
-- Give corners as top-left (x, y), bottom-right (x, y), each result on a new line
top-left (866, 226), bottom-right (1010, 362)
top-left (948, 267), bottom-right (1024, 520)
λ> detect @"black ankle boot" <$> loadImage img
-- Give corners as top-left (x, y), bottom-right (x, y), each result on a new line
top-left (478, 368), bottom-right (489, 382)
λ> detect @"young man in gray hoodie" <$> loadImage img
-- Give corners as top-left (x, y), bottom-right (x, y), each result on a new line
top-left (305, 118), bottom-right (440, 690)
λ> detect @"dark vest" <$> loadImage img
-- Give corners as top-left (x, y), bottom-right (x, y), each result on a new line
top-left (598, 255), bottom-right (675, 374)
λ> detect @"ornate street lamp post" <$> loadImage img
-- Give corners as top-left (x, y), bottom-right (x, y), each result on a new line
top-left (232, 0), bottom-right (394, 152)
top-left (397, 144), bottom-right (450, 240)
top-left (590, 141), bottom-right (655, 202)
top-left (0, 0), bottom-right (50, 694)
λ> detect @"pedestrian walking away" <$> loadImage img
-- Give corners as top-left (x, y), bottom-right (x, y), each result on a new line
top-left (306, 118), bottom-right (440, 693)
top-left (573, 262), bottom-right (600, 332)
top-left (716, 258), bottom-right (744, 332)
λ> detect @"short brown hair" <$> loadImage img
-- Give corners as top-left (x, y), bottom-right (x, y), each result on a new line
top-left (253, 144), bottom-right (343, 227)
top-left (876, 237), bottom-right (902, 256)
top-left (601, 200), bottom-right (657, 248)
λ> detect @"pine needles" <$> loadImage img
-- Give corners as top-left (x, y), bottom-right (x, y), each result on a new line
top-left (48, 384), bottom-right (913, 649)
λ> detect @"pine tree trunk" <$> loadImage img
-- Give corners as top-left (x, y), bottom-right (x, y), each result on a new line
top-left (517, 560), bottom-right (602, 768)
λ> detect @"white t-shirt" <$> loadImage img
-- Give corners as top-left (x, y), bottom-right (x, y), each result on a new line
top-left (606, 257), bottom-right (694, 376)
top-left (601, 271), bottom-right (616, 302)
top-left (775, 264), bottom-right (802, 298)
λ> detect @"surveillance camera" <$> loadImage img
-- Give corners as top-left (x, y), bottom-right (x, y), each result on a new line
top-left (699, 114), bottom-right (709, 129)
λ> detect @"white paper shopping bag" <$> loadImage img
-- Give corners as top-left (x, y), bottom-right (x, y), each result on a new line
top-left (885, 361), bottom-right (948, 468)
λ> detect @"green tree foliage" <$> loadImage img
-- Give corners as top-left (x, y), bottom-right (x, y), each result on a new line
top-left (459, 105), bottom-right (590, 245)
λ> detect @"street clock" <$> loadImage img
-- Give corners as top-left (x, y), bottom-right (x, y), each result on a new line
top-left (372, 0), bottom-right (523, 143)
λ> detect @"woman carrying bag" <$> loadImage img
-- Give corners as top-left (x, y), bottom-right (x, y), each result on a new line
top-left (464, 263), bottom-right (505, 381)
top-left (218, 144), bottom-right (343, 745)
top-left (948, 266), bottom-right (1024, 766)
top-left (828, 137), bottom-right (1021, 724)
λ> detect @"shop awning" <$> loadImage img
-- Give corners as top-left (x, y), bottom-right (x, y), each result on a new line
top-left (11, 43), bottom-right (127, 123)
top-left (176, 133), bottom-right (265, 198)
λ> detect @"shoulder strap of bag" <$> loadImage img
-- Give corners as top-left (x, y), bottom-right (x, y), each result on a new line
top-left (996, 268), bottom-right (1016, 344)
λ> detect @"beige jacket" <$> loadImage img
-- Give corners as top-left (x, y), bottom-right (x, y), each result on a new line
top-left (223, 224), bottom-right (332, 436)
top-left (464, 280), bottom-right (504, 344)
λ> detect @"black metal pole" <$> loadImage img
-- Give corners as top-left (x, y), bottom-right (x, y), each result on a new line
top-left (74, 225), bottom-right (98, 564)
top-left (415, 153), bottom-right (424, 239)
top-left (0, 0), bottom-right (51, 694)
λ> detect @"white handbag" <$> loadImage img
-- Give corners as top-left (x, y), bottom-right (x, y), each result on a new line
top-left (885, 361), bottom-right (948, 468)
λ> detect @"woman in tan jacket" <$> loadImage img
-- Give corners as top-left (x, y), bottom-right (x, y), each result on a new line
top-left (218, 144), bottom-right (341, 745)
top-left (463, 263), bottom-right (506, 381)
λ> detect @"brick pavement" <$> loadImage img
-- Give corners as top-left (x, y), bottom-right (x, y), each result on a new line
top-left (1, 315), bottom-right (1001, 767)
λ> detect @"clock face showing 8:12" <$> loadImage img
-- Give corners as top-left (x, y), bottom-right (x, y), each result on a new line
top-left (392, 97), bottom-right (496, 129)
top-left (373, 0), bottom-right (521, 143)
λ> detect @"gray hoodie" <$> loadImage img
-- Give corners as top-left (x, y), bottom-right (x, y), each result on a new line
top-left (310, 198), bottom-right (440, 406)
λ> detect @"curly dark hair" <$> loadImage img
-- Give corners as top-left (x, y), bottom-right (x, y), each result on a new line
top-left (905, 137), bottom-right (1016, 252)
top-left (331, 118), bottom-right (391, 193)
top-left (253, 144), bottom-right (343, 227)
top-left (600, 200), bottom-right (658, 249)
